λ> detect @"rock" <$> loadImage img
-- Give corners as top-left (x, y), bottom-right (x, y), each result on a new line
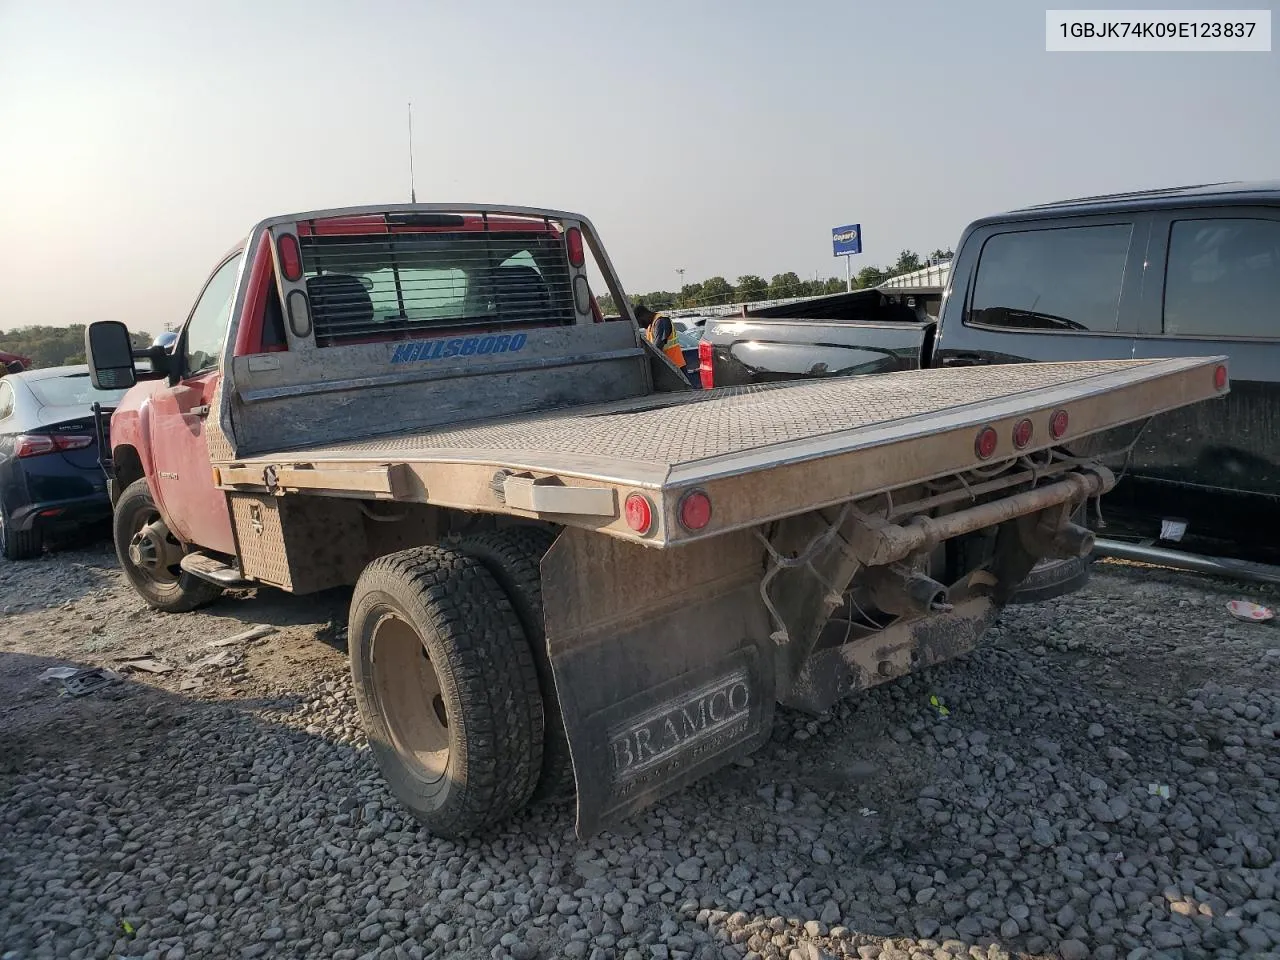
top-left (675, 859), bottom-right (702, 883)
top-left (1059, 940), bottom-right (1089, 960)
top-left (1089, 797), bottom-right (1118, 823)
top-left (1088, 724), bottom-right (1105, 739)
top-left (385, 875), bottom-right (409, 894)
top-left (1239, 927), bottom-right (1272, 951)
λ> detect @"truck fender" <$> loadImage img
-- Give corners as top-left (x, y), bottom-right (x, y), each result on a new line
top-left (109, 395), bottom-right (159, 504)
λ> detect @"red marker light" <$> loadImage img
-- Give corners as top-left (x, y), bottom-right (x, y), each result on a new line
top-left (277, 233), bottom-right (303, 282)
top-left (1214, 364), bottom-right (1228, 391)
top-left (1049, 409), bottom-right (1069, 440)
top-left (565, 227), bottom-right (585, 268)
top-left (1012, 418), bottom-right (1034, 449)
top-left (624, 493), bottom-right (654, 534)
top-left (677, 489), bottom-right (712, 531)
top-left (974, 425), bottom-right (998, 460)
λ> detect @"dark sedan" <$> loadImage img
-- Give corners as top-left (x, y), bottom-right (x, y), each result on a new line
top-left (0, 365), bottom-right (127, 560)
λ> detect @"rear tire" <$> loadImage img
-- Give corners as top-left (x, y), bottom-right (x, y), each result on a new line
top-left (349, 546), bottom-right (545, 837)
top-left (113, 479), bottom-right (223, 612)
top-left (456, 527), bottom-right (574, 804)
top-left (0, 511), bottom-right (43, 561)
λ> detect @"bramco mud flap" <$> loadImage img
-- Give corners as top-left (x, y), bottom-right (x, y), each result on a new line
top-left (541, 527), bottom-right (776, 836)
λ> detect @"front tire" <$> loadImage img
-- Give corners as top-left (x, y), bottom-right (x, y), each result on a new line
top-left (349, 546), bottom-right (544, 837)
top-left (113, 479), bottom-right (223, 612)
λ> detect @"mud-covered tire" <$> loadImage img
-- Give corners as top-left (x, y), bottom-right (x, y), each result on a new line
top-left (349, 546), bottom-right (545, 837)
top-left (0, 511), bottom-right (42, 561)
top-left (456, 526), bottom-right (574, 804)
top-left (113, 479), bottom-right (223, 613)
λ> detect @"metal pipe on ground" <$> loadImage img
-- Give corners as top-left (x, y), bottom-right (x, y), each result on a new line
top-left (1094, 539), bottom-right (1280, 587)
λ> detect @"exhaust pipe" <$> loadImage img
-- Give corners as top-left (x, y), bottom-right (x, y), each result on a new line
top-left (864, 567), bottom-right (952, 617)
top-left (1094, 538), bottom-right (1280, 587)
top-left (1046, 521), bottom-right (1096, 559)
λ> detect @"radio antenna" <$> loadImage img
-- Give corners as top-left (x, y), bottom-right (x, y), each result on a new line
top-left (407, 102), bottom-right (417, 203)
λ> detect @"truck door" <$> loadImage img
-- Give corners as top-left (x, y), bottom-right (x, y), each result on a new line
top-left (148, 253), bottom-right (243, 555)
top-left (1125, 208), bottom-right (1280, 541)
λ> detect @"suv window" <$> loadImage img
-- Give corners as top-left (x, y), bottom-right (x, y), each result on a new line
top-left (0, 381), bottom-right (13, 420)
top-left (969, 224), bottom-right (1133, 333)
top-left (184, 254), bottom-right (243, 375)
top-left (1163, 218), bottom-right (1280, 339)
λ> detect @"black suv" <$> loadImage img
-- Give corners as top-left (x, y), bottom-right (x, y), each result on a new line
top-left (936, 181), bottom-right (1279, 560)
top-left (706, 181), bottom-right (1280, 565)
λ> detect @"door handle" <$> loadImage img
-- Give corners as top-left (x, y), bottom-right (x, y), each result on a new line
top-left (940, 353), bottom-right (987, 367)
top-left (191, 404), bottom-right (210, 418)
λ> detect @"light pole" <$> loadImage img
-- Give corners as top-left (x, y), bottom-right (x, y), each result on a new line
top-left (675, 268), bottom-right (685, 304)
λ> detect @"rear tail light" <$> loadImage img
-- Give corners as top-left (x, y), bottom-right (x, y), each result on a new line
top-left (277, 233), bottom-right (303, 282)
top-left (1214, 364), bottom-right (1228, 391)
top-left (15, 435), bottom-right (54, 458)
top-left (1012, 418), bottom-right (1034, 449)
top-left (1049, 409), bottom-right (1069, 440)
top-left (974, 425), bottom-right (998, 460)
top-left (15, 434), bottom-right (92, 458)
top-left (677, 489), bottom-right (712, 531)
top-left (565, 227), bottom-right (585, 268)
top-left (698, 340), bottom-right (714, 389)
top-left (573, 275), bottom-right (592, 315)
top-left (624, 493), bottom-right (654, 535)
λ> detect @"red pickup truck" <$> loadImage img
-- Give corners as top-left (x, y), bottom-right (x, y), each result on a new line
top-left (85, 203), bottom-right (1225, 837)
top-left (1, 350), bottom-right (32, 374)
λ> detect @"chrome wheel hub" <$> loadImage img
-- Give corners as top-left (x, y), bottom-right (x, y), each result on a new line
top-left (128, 516), bottom-right (181, 579)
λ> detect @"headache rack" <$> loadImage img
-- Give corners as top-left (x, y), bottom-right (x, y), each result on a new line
top-left (296, 213), bottom-right (578, 345)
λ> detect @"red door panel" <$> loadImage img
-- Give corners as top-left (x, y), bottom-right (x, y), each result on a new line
top-left (148, 371), bottom-right (235, 554)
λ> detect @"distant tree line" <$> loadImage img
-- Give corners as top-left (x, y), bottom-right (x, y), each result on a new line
top-left (597, 248), bottom-right (952, 315)
top-left (0, 325), bottom-right (153, 371)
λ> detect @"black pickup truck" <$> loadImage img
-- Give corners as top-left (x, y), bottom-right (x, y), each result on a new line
top-left (703, 181), bottom-right (1280, 570)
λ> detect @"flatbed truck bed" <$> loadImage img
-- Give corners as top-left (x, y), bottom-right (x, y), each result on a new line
top-left (216, 356), bottom-right (1220, 547)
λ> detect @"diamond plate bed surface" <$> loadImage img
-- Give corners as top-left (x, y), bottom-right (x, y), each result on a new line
top-left (249, 360), bottom-right (1147, 469)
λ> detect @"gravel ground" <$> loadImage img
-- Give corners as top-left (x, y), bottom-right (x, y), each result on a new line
top-left (1, 540), bottom-right (1278, 960)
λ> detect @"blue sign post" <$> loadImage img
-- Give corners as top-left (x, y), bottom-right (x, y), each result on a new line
top-left (832, 223), bottom-right (862, 291)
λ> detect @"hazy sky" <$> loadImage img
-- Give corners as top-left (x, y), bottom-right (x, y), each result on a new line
top-left (1, 0), bottom-right (1276, 333)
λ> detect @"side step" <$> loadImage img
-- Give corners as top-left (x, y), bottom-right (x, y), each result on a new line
top-left (180, 551), bottom-right (252, 587)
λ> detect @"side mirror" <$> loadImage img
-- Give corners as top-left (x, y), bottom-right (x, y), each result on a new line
top-left (85, 321), bottom-right (138, 391)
